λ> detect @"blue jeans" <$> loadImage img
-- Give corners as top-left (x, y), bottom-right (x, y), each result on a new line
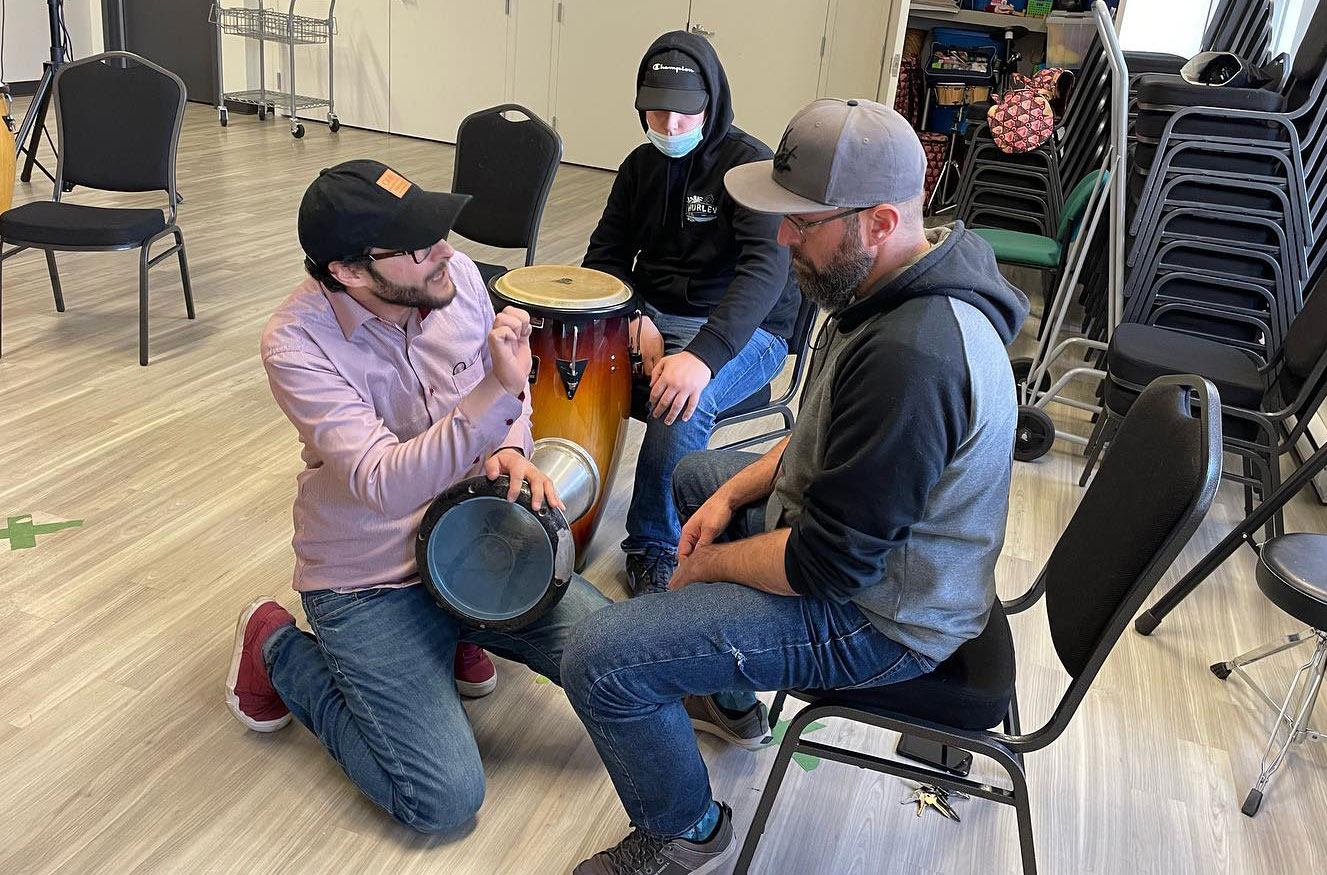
top-left (264, 578), bottom-right (611, 833)
top-left (625, 305), bottom-right (788, 555)
top-left (563, 450), bottom-right (937, 838)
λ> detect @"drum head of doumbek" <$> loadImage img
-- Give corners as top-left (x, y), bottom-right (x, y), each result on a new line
top-left (490, 265), bottom-right (634, 319)
top-left (417, 475), bottom-right (575, 630)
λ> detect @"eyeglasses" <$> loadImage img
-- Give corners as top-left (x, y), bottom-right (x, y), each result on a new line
top-left (361, 244), bottom-right (432, 265)
top-left (784, 206), bottom-right (870, 242)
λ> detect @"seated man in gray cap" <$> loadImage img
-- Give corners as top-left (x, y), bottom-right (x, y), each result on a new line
top-left (561, 99), bottom-right (1028, 874)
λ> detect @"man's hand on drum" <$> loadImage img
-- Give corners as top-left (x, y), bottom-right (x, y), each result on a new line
top-left (629, 315), bottom-right (665, 376)
top-left (485, 448), bottom-right (565, 512)
top-left (650, 351), bottom-right (711, 425)
top-left (488, 306), bottom-right (534, 397)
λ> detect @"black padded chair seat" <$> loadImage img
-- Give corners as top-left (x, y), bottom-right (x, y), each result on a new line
top-left (790, 603), bottom-right (1014, 732)
top-left (630, 380), bottom-right (771, 421)
top-left (1124, 52), bottom-right (1186, 75)
top-left (1134, 75), bottom-right (1287, 111)
top-left (1108, 323), bottom-right (1265, 408)
top-left (1256, 533), bottom-right (1327, 628)
top-left (474, 260), bottom-right (509, 291)
top-left (1134, 142), bottom-right (1285, 176)
top-left (1134, 112), bottom-right (1283, 143)
top-left (0, 201), bottom-right (167, 248)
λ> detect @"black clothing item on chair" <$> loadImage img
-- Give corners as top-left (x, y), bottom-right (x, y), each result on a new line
top-left (1257, 534), bottom-right (1327, 629)
top-left (1134, 73), bottom-right (1286, 110)
top-left (0, 201), bottom-right (167, 247)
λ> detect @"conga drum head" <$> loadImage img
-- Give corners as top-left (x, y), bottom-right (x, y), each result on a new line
top-left (417, 476), bottom-right (575, 630)
top-left (491, 265), bottom-right (634, 320)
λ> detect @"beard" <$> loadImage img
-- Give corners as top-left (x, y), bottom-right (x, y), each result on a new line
top-left (366, 260), bottom-right (457, 310)
top-left (791, 220), bottom-right (873, 315)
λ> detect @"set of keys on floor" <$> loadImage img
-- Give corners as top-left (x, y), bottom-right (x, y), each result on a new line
top-left (901, 782), bottom-right (968, 821)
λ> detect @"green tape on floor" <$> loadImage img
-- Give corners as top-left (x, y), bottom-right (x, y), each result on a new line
top-left (1, 514), bottom-right (83, 550)
top-left (766, 718), bottom-right (828, 771)
top-left (534, 674), bottom-right (551, 685)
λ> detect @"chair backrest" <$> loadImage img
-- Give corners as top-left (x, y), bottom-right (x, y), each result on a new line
top-left (1054, 170), bottom-right (1107, 244)
top-left (1026, 376), bottom-right (1220, 749)
top-left (786, 294), bottom-right (819, 360)
top-left (54, 53), bottom-right (185, 201)
top-left (451, 104), bottom-right (562, 262)
top-left (1272, 272), bottom-right (1327, 409)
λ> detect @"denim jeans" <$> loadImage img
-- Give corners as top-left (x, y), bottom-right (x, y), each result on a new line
top-left (624, 304), bottom-right (788, 555)
top-left (562, 450), bottom-right (937, 838)
top-left (264, 577), bottom-right (611, 833)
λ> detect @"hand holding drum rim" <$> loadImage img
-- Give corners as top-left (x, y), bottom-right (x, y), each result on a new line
top-left (485, 448), bottom-right (565, 513)
top-left (488, 306), bottom-right (535, 396)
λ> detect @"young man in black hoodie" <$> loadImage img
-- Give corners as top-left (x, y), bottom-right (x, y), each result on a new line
top-left (583, 31), bottom-right (800, 598)
top-left (562, 99), bottom-right (1028, 874)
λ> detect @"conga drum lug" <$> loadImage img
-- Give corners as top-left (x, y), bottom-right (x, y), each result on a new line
top-left (556, 358), bottom-right (589, 400)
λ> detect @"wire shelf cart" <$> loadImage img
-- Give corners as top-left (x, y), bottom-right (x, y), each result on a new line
top-left (209, 2), bottom-right (338, 138)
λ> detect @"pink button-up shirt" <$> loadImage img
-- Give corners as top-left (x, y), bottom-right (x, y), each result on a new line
top-left (261, 251), bottom-right (533, 592)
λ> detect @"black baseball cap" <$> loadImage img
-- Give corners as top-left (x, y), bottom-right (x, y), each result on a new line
top-left (635, 49), bottom-right (709, 115)
top-left (298, 159), bottom-right (471, 268)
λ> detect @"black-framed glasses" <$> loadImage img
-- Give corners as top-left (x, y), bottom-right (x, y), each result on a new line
top-left (361, 244), bottom-right (432, 265)
top-left (785, 206), bottom-right (870, 242)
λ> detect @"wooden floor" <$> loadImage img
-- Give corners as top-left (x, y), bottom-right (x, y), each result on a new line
top-left (1, 103), bottom-right (1324, 875)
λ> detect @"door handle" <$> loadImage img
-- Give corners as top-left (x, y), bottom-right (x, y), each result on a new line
top-left (689, 24), bottom-right (715, 37)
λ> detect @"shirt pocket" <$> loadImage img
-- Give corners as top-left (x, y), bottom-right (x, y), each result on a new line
top-left (449, 349), bottom-right (484, 396)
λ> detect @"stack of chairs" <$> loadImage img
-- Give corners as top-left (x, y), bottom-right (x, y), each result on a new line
top-left (1083, 1), bottom-right (1327, 523)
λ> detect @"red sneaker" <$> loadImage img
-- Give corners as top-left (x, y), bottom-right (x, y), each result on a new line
top-left (455, 643), bottom-right (498, 698)
top-left (226, 598), bottom-right (295, 732)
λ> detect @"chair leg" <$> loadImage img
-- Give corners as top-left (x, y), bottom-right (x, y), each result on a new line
top-left (733, 705), bottom-right (815, 875)
top-left (1243, 632), bottom-right (1327, 817)
top-left (45, 250), bottom-right (64, 312)
top-left (139, 246), bottom-right (151, 366)
top-left (174, 229), bottom-right (195, 320)
top-left (987, 745), bottom-right (1038, 875)
top-left (1079, 412), bottom-right (1117, 487)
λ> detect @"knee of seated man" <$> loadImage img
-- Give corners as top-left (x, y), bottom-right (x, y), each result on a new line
top-left (393, 760), bottom-right (486, 834)
top-left (561, 603), bottom-right (638, 709)
top-left (671, 449), bottom-right (714, 511)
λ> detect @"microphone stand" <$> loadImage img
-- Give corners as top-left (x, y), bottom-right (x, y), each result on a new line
top-left (13, 0), bottom-right (70, 185)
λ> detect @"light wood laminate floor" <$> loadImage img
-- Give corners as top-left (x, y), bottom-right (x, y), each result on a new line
top-left (0, 103), bottom-right (1323, 874)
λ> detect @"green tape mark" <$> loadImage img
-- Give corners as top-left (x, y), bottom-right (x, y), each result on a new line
top-left (765, 718), bottom-right (828, 771)
top-left (1, 515), bottom-right (83, 550)
top-left (534, 674), bottom-right (551, 685)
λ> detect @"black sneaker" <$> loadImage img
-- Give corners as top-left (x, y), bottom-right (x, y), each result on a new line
top-left (573, 803), bottom-right (735, 875)
top-left (625, 547), bottom-right (678, 597)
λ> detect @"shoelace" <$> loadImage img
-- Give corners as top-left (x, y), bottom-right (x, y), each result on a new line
top-left (634, 551), bottom-right (675, 593)
top-left (598, 828), bottom-right (668, 871)
top-left (457, 646), bottom-right (486, 669)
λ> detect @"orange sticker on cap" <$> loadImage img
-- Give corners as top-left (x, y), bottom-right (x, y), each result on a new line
top-left (376, 168), bottom-right (412, 198)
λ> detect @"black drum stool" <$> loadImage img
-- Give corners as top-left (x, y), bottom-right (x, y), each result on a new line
top-left (1209, 532), bottom-right (1327, 816)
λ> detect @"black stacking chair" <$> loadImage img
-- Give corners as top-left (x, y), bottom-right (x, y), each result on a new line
top-left (735, 375), bottom-right (1222, 875)
top-left (711, 296), bottom-right (818, 451)
top-left (629, 296), bottom-right (818, 451)
top-left (0, 52), bottom-right (192, 366)
top-left (450, 104), bottom-right (562, 289)
top-left (1083, 273), bottom-right (1327, 538)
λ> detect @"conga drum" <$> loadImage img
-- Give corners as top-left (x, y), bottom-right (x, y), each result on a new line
top-left (489, 265), bottom-right (634, 566)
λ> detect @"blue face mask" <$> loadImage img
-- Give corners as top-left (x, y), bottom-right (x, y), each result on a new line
top-left (647, 125), bottom-right (703, 159)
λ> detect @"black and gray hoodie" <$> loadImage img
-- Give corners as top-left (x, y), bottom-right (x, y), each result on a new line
top-left (767, 224), bottom-right (1029, 663)
top-left (582, 30), bottom-right (801, 375)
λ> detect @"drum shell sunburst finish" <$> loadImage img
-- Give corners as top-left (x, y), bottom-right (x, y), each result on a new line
top-left (490, 266), bottom-right (634, 566)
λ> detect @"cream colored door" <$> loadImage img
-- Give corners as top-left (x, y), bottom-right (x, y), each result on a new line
top-left (389, 0), bottom-right (513, 142)
top-left (685, 0), bottom-right (832, 150)
top-left (549, 0), bottom-right (691, 169)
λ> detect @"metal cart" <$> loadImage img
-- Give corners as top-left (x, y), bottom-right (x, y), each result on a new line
top-left (210, 2), bottom-right (338, 138)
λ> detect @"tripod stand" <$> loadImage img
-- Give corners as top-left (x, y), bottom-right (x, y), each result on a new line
top-left (13, 0), bottom-right (71, 186)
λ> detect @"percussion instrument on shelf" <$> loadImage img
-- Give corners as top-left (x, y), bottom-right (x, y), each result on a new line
top-left (417, 475), bottom-right (575, 630)
top-left (489, 265), bottom-right (634, 566)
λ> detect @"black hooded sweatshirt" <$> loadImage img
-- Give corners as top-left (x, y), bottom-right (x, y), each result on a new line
top-left (582, 31), bottom-right (801, 376)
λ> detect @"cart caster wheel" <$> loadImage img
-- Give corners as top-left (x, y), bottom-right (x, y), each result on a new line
top-left (1210, 662), bottom-right (1232, 680)
top-left (257, 107), bottom-right (266, 121)
top-left (1014, 405), bottom-right (1055, 462)
top-left (267, 104), bottom-right (277, 117)
top-left (219, 109), bottom-right (229, 127)
top-left (329, 116), bottom-right (341, 133)
top-left (1011, 356), bottom-right (1052, 394)
top-left (292, 123), bottom-right (306, 139)
top-left (1241, 788), bottom-right (1263, 817)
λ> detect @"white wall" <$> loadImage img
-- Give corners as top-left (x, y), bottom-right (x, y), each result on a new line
top-left (1118, 0), bottom-right (1211, 57)
top-left (1, 0), bottom-right (102, 83)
